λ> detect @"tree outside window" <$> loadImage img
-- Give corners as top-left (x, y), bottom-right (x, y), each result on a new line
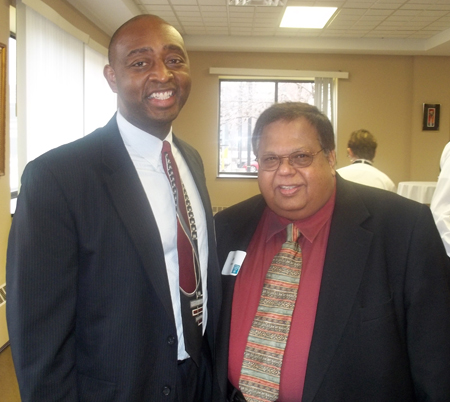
top-left (218, 79), bottom-right (315, 176)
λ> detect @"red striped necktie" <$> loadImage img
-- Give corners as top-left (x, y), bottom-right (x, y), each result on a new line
top-left (161, 140), bottom-right (203, 365)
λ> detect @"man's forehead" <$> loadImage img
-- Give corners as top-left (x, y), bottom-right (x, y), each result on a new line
top-left (118, 19), bottom-right (180, 42)
top-left (262, 119), bottom-right (320, 139)
top-left (119, 24), bottom-right (184, 46)
top-left (110, 25), bottom-right (187, 63)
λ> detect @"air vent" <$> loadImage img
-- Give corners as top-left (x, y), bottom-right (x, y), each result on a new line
top-left (212, 206), bottom-right (228, 215)
top-left (0, 284), bottom-right (6, 307)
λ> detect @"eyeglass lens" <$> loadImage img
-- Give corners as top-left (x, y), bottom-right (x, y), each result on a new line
top-left (260, 151), bottom-right (316, 171)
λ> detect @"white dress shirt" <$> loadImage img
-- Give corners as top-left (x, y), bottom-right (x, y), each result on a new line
top-left (431, 142), bottom-right (450, 256)
top-left (116, 111), bottom-right (208, 360)
top-left (337, 160), bottom-right (396, 192)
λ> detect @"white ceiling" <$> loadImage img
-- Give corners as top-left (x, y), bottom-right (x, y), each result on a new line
top-left (66, 0), bottom-right (450, 55)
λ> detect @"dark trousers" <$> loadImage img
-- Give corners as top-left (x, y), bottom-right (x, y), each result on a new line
top-left (175, 338), bottom-right (213, 402)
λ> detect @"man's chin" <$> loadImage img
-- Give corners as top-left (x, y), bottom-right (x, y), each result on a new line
top-left (146, 109), bottom-right (181, 125)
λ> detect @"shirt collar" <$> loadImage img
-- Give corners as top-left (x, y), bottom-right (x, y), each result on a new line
top-left (352, 159), bottom-right (373, 166)
top-left (116, 110), bottom-right (173, 166)
top-left (265, 185), bottom-right (336, 244)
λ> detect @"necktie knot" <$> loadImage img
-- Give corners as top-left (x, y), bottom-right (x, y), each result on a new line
top-left (162, 140), bottom-right (171, 155)
top-left (286, 223), bottom-right (301, 244)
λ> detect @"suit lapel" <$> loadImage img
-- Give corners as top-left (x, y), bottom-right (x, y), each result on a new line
top-left (302, 177), bottom-right (373, 402)
top-left (220, 195), bottom-right (267, 289)
top-left (215, 195), bottom-right (267, 394)
top-left (99, 117), bottom-right (175, 323)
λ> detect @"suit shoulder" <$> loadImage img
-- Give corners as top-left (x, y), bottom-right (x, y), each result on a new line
top-left (216, 194), bottom-right (263, 219)
top-left (353, 180), bottom-right (421, 210)
top-left (176, 136), bottom-right (198, 154)
top-left (31, 120), bottom-right (116, 168)
top-left (339, 178), bottom-right (430, 225)
top-left (174, 136), bottom-right (203, 166)
top-left (214, 195), bottom-right (265, 260)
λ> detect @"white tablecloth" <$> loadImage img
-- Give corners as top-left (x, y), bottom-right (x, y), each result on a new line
top-left (397, 181), bottom-right (437, 204)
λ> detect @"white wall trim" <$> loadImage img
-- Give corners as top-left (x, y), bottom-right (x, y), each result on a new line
top-left (209, 67), bottom-right (349, 79)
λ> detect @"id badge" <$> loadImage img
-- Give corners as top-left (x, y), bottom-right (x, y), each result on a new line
top-left (222, 250), bottom-right (247, 276)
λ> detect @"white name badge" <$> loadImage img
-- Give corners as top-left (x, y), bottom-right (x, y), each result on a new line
top-left (222, 250), bottom-right (247, 276)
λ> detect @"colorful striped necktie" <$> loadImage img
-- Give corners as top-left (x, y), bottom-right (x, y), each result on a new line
top-left (239, 223), bottom-right (302, 402)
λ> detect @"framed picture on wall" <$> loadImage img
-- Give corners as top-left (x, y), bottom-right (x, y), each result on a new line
top-left (0, 43), bottom-right (5, 176)
top-left (422, 103), bottom-right (440, 131)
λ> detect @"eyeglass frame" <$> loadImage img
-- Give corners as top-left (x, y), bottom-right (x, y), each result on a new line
top-left (257, 149), bottom-right (325, 171)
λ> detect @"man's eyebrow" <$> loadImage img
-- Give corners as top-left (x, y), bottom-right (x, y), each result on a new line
top-left (126, 45), bottom-right (186, 58)
top-left (127, 47), bottom-right (153, 58)
top-left (164, 44), bottom-right (186, 54)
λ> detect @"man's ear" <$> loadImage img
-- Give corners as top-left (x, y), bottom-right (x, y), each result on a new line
top-left (327, 150), bottom-right (337, 176)
top-left (327, 149), bottom-right (337, 168)
top-left (104, 65), bottom-right (118, 93)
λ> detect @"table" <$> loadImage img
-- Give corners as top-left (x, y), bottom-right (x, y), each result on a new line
top-left (397, 181), bottom-right (437, 204)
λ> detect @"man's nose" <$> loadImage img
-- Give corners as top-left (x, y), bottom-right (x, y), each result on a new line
top-left (277, 156), bottom-right (296, 174)
top-left (151, 60), bottom-right (173, 82)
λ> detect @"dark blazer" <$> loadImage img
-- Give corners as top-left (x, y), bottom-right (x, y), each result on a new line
top-left (6, 115), bottom-right (222, 402)
top-left (214, 175), bottom-right (450, 402)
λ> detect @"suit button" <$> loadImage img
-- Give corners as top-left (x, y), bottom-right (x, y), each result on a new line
top-left (162, 386), bottom-right (171, 396)
top-left (167, 335), bottom-right (175, 345)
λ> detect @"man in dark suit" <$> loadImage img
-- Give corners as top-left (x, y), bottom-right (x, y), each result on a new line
top-left (6, 14), bottom-right (221, 402)
top-left (215, 102), bottom-right (450, 401)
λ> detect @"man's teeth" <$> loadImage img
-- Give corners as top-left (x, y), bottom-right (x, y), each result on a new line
top-left (149, 91), bottom-right (173, 100)
top-left (280, 186), bottom-right (296, 189)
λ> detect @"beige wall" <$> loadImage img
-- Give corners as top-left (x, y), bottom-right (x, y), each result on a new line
top-left (41, 0), bottom-right (110, 48)
top-left (411, 57), bottom-right (450, 180)
top-left (0, 0), bottom-right (11, 348)
top-left (174, 51), bottom-right (450, 208)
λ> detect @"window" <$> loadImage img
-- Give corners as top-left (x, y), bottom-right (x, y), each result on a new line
top-left (218, 78), bottom-right (334, 177)
top-left (10, 3), bottom-right (116, 213)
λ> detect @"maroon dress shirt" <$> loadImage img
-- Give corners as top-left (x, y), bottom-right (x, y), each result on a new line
top-left (229, 189), bottom-right (336, 401)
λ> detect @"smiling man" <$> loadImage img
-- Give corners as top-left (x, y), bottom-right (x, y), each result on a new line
top-left (104, 15), bottom-right (191, 138)
top-left (215, 102), bottom-right (450, 402)
top-left (7, 15), bottom-right (222, 402)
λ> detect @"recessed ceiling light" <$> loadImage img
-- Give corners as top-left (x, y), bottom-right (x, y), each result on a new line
top-left (229, 0), bottom-right (284, 6)
top-left (280, 6), bottom-right (337, 29)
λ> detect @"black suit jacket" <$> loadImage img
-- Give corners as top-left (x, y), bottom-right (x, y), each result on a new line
top-left (6, 115), bottom-right (222, 402)
top-left (214, 176), bottom-right (450, 401)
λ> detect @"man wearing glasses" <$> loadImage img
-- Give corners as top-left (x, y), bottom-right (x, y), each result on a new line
top-left (214, 102), bottom-right (450, 402)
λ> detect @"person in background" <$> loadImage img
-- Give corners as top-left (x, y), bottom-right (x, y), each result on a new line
top-left (337, 129), bottom-right (396, 191)
top-left (214, 102), bottom-right (450, 402)
top-left (6, 14), bottom-right (222, 402)
top-left (430, 141), bottom-right (450, 256)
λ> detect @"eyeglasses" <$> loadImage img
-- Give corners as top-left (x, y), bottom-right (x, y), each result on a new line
top-left (258, 149), bottom-right (324, 171)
